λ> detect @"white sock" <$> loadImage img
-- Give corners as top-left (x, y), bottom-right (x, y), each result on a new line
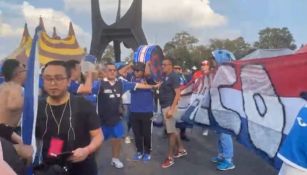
top-left (112, 158), bottom-right (119, 162)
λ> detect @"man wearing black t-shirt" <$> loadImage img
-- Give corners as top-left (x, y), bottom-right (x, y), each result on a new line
top-left (36, 61), bottom-right (103, 175)
top-left (159, 58), bottom-right (187, 168)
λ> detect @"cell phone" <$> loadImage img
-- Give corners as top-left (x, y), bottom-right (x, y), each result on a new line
top-left (56, 151), bottom-right (73, 158)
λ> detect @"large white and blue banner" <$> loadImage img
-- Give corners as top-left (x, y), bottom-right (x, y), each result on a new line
top-left (179, 52), bottom-right (307, 169)
top-left (21, 26), bottom-right (41, 173)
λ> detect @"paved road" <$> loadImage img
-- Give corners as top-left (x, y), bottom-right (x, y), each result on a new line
top-left (96, 126), bottom-right (277, 175)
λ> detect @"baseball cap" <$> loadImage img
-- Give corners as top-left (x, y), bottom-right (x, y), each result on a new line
top-left (174, 65), bottom-right (182, 70)
top-left (201, 60), bottom-right (209, 65)
top-left (132, 62), bottom-right (145, 71)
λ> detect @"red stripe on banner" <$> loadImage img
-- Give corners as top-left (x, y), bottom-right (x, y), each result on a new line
top-left (232, 52), bottom-right (307, 97)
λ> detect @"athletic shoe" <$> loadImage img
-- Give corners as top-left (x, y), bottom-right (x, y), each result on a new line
top-left (133, 152), bottom-right (143, 161)
top-left (202, 129), bottom-right (209, 136)
top-left (143, 154), bottom-right (151, 161)
top-left (124, 136), bottom-right (131, 144)
top-left (173, 149), bottom-right (188, 158)
top-left (210, 156), bottom-right (224, 164)
top-left (111, 158), bottom-right (124, 168)
top-left (161, 157), bottom-right (174, 168)
top-left (216, 160), bottom-right (235, 171)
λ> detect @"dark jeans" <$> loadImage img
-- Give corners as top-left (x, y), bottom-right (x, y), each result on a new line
top-left (130, 112), bottom-right (153, 154)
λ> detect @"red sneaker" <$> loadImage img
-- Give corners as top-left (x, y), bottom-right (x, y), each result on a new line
top-left (174, 149), bottom-right (188, 158)
top-left (161, 157), bottom-right (174, 168)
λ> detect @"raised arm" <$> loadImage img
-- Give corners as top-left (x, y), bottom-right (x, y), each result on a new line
top-left (77, 71), bottom-right (94, 94)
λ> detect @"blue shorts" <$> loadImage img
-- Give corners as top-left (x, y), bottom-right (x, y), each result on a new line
top-left (102, 121), bottom-right (124, 140)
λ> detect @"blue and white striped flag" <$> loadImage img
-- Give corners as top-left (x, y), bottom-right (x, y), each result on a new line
top-left (21, 26), bottom-right (41, 173)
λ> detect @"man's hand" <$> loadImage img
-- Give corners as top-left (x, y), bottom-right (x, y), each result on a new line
top-left (69, 147), bottom-right (90, 163)
top-left (146, 60), bottom-right (151, 66)
top-left (13, 144), bottom-right (33, 165)
top-left (166, 108), bottom-right (174, 119)
top-left (153, 82), bottom-right (162, 89)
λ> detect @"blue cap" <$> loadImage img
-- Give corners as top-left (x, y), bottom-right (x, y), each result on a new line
top-left (115, 62), bottom-right (127, 70)
top-left (84, 54), bottom-right (97, 64)
top-left (212, 49), bottom-right (235, 65)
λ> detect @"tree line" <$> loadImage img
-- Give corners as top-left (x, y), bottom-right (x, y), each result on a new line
top-left (101, 27), bottom-right (297, 69)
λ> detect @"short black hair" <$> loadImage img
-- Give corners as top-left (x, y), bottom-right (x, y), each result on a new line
top-left (105, 62), bottom-right (115, 67)
top-left (163, 57), bottom-right (175, 66)
top-left (1, 59), bottom-right (21, 82)
top-left (66, 60), bottom-right (80, 73)
top-left (43, 60), bottom-right (71, 78)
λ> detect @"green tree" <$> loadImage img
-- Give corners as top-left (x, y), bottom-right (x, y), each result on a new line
top-left (163, 31), bottom-right (200, 69)
top-left (170, 31), bottom-right (199, 49)
top-left (190, 45), bottom-right (212, 67)
top-left (123, 52), bottom-right (134, 63)
top-left (254, 27), bottom-right (296, 50)
top-left (163, 42), bottom-right (176, 58)
top-left (209, 37), bottom-right (253, 59)
top-left (101, 45), bottom-right (114, 63)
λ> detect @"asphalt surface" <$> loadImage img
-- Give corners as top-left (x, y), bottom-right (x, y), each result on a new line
top-left (96, 126), bottom-right (277, 175)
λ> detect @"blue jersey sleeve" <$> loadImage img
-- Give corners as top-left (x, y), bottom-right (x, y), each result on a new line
top-left (69, 81), bottom-right (80, 94)
top-left (121, 79), bottom-right (136, 93)
top-left (146, 76), bottom-right (156, 85)
top-left (126, 72), bottom-right (134, 81)
top-left (91, 80), bottom-right (101, 95)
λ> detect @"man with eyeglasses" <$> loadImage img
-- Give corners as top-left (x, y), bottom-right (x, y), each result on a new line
top-left (36, 60), bottom-right (103, 175)
top-left (97, 62), bottom-right (158, 169)
top-left (159, 58), bottom-right (187, 168)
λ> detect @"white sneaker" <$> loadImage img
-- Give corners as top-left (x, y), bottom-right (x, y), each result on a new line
top-left (202, 129), bottom-right (209, 136)
top-left (111, 158), bottom-right (124, 168)
top-left (124, 136), bottom-right (131, 144)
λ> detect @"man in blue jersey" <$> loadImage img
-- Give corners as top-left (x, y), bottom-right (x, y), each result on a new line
top-left (66, 60), bottom-right (93, 95)
top-left (129, 62), bottom-right (155, 161)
